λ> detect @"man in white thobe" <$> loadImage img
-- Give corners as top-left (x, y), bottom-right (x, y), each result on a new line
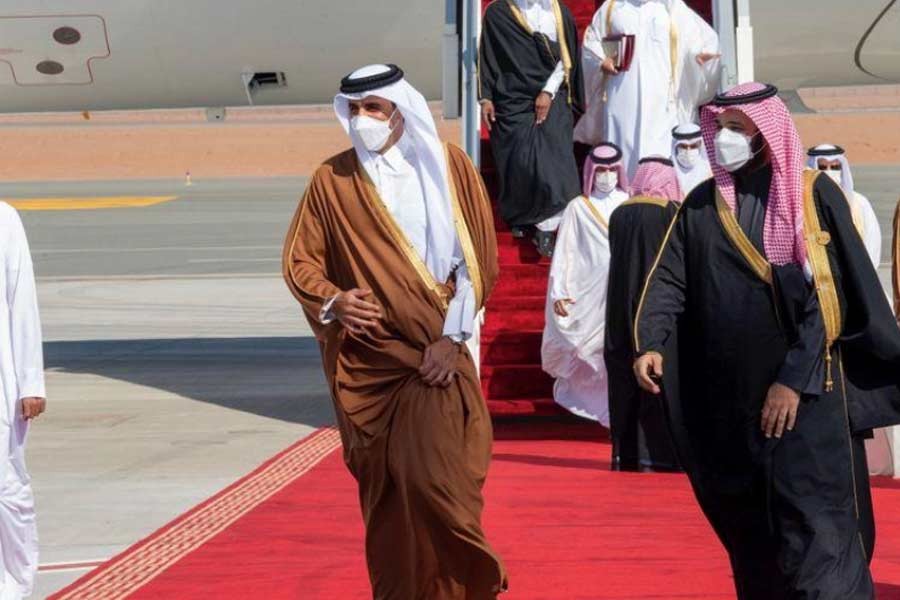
top-left (575, 0), bottom-right (720, 178)
top-left (807, 144), bottom-right (881, 266)
top-left (541, 143), bottom-right (629, 424)
top-left (671, 122), bottom-right (712, 199)
top-left (0, 202), bottom-right (46, 600)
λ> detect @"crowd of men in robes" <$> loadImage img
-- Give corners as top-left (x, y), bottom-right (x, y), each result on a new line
top-left (4, 5), bottom-right (900, 600)
top-left (478, 0), bottom-right (900, 597)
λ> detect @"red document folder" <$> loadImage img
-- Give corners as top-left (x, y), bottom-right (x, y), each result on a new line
top-left (601, 34), bottom-right (635, 71)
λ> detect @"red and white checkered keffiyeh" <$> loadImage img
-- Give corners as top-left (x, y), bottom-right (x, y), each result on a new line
top-left (629, 159), bottom-right (682, 202)
top-left (700, 82), bottom-right (806, 266)
top-left (582, 143), bottom-right (629, 196)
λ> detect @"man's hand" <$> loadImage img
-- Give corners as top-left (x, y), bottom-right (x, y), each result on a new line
top-left (553, 299), bottom-right (574, 317)
top-left (601, 56), bottom-right (619, 75)
top-left (633, 352), bottom-right (663, 394)
top-left (419, 337), bottom-right (461, 388)
top-left (535, 92), bottom-right (552, 125)
top-left (22, 397), bottom-right (46, 421)
top-left (761, 382), bottom-right (800, 439)
top-left (481, 100), bottom-right (496, 132)
top-left (696, 52), bottom-right (721, 66)
top-left (333, 288), bottom-right (382, 335)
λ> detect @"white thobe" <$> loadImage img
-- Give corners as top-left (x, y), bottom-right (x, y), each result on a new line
top-left (516, 0), bottom-right (566, 98)
top-left (541, 189), bottom-right (628, 424)
top-left (321, 134), bottom-right (476, 342)
top-left (575, 0), bottom-right (719, 178)
top-left (848, 191), bottom-right (881, 268)
top-left (0, 203), bottom-right (43, 600)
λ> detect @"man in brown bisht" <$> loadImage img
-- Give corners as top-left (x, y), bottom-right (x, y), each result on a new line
top-left (282, 64), bottom-right (505, 599)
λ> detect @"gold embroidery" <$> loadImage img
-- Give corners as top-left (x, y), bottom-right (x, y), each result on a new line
top-left (358, 158), bottom-right (450, 311)
top-left (445, 145), bottom-right (485, 309)
top-left (669, 17), bottom-right (679, 99)
top-left (803, 169), bottom-right (843, 391)
top-left (507, 0), bottom-right (574, 105)
top-left (849, 196), bottom-right (865, 238)
top-left (632, 203), bottom-right (682, 353)
top-left (601, 1), bottom-right (616, 102)
top-left (621, 195), bottom-right (671, 209)
top-left (506, 0), bottom-right (533, 34)
top-left (714, 191), bottom-right (773, 284)
top-left (550, 0), bottom-right (574, 105)
top-left (580, 195), bottom-right (610, 230)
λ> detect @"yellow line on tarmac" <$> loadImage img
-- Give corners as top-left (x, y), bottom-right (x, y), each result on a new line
top-left (7, 196), bottom-right (177, 211)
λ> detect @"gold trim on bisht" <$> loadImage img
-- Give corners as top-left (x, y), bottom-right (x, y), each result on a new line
top-left (506, 0), bottom-right (533, 34)
top-left (550, 0), bottom-right (574, 105)
top-left (622, 195), bottom-right (671, 209)
top-left (580, 195), bottom-right (610, 230)
top-left (358, 157), bottom-right (450, 311)
top-left (507, 0), bottom-right (574, 105)
top-left (632, 203), bottom-right (683, 353)
top-left (714, 190), bottom-right (773, 285)
top-left (802, 169), bottom-right (843, 391)
top-left (445, 144), bottom-right (485, 309)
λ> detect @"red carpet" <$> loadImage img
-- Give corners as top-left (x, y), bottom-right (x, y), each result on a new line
top-left (50, 423), bottom-right (900, 599)
top-left (477, 0), bottom-right (601, 418)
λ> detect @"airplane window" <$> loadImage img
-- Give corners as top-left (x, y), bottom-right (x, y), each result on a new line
top-left (35, 60), bottom-right (64, 76)
top-left (53, 26), bottom-right (82, 45)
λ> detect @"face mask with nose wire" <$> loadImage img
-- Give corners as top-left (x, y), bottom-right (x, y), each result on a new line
top-left (351, 111), bottom-right (398, 152)
top-left (714, 128), bottom-right (762, 173)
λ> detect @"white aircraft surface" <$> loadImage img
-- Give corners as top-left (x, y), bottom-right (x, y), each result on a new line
top-left (0, 1), bottom-right (898, 113)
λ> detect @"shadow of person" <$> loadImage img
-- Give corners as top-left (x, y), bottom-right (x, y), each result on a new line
top-left (44, 336), bottom-right (334, 427)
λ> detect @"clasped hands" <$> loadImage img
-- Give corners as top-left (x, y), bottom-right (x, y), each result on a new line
top-left (332, 288), bottom-right (460, 388)
top-left (480, 91), bottom-right (553, 130)
top-left (633, 352), bottom-right (800, 439)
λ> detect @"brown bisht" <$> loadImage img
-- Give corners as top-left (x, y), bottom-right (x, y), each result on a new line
top-left (282, 142), bottom-right (505, 599)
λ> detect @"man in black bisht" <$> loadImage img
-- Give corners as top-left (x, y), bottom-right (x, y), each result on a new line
top-left (634, 82), bottom-right (900, 599)
top-left (479, 0), bottom-right (584, 257)
top-left (606, 156), bottom-right (684, 473)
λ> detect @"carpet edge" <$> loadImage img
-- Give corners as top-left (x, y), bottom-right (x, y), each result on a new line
top-left (47, 426), bottom-right (341, 600)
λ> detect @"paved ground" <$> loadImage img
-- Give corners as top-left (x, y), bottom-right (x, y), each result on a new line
top-left (2, 165), bottom-right (898, 597)
top-left (0, 178), bottom-right (336, 597)
top-left (8, 177), bottom-right (307, 278)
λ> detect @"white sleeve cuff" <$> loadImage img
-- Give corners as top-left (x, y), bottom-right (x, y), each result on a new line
top-left (442, 268), bottom-right (477, 343)
top-left (543, 61), bottom-right (565, 98)
top-left (319, 294), bottom-right (339, 324)
top-left (18, 369), bottom-right (45, 400)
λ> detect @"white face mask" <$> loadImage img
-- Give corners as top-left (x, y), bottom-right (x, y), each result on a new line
top-left (351, 113), bottom-right (397, 152)
top-left (823, 169), bottom-right (843, 187)
top-left (676, 146), bottom-right (701, 170)
top-left (714, 128), bottom-right (756, 173)
top-left (594, 171), bottom-right (618, 195)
